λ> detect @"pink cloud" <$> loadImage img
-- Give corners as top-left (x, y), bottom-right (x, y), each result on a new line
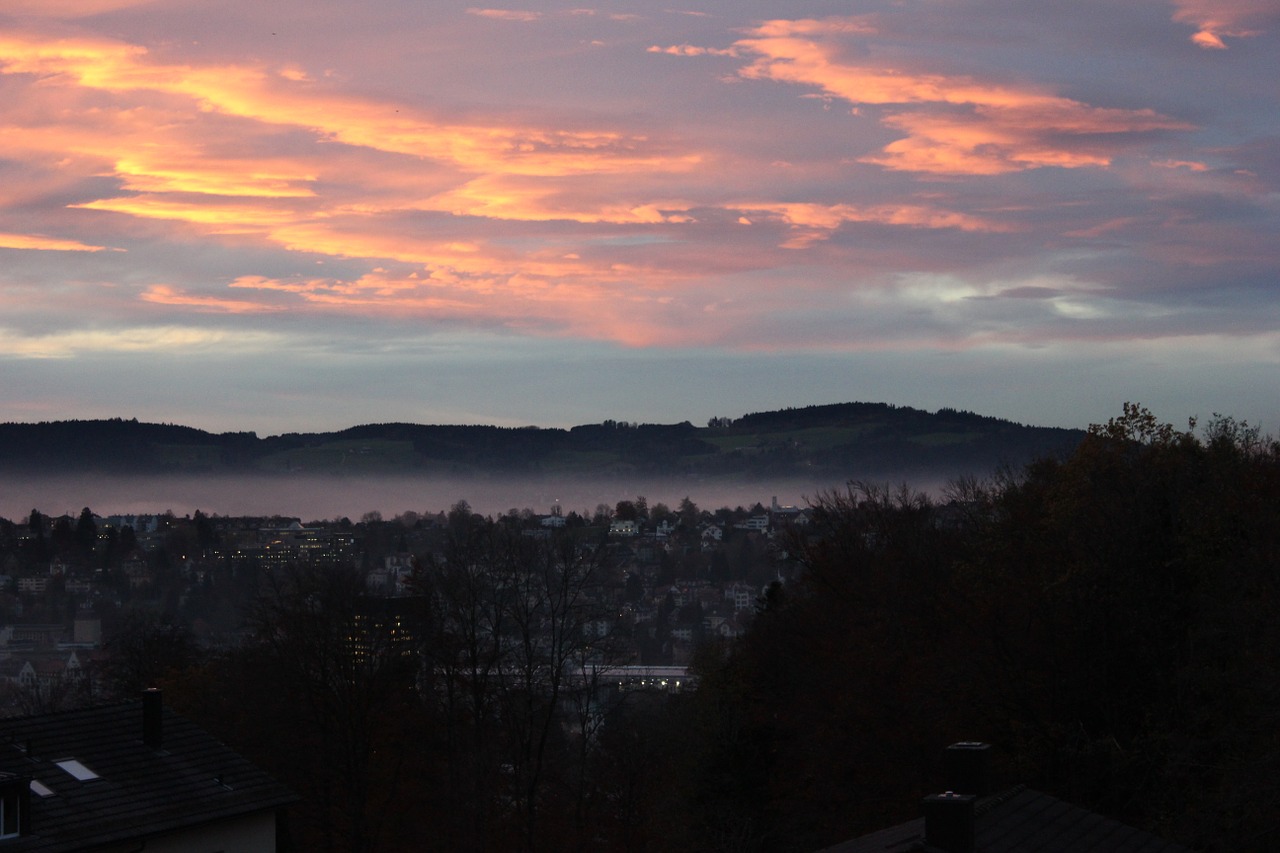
top-left (720, 17), bottom-right (1192, 175)
top-left (225, 267), bottom-right (727, 348)
top-left (733, 201), bottom-right (1016, 248)
top-left (1171, 0), bottom-right (1275, 48)
top-left (466, 9), bottom-right (542, 22)
top-left (0, 33), bottom-right (694, 178)
top-left (2, 0), bottom-right (153, 16)
top-left (140, 285), bottom-right (282, 314)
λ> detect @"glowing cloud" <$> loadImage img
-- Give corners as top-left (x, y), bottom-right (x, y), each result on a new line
top-left (0, 1), bottom-right (1276, 433)
top-left (71, 197), bottom-right (301, 233)
top-left (1, 0), bottom-right (154, 16)
top-left (423, 175), bottom-right (686, 224)
top-left (225, 268), bottom-right (707, 347)
top-left (1171, 0), bottom-right (1274, 48)
top-left (735, 202), bottom-right (1015, 248)
top-left (140, 285), bottom-right (282, 314)
top-left (0, 34), bottom-right (697, 177)
top-left (113, 155), bottom-right (318, 198)
top-left (697, 17), bottom-right (1194, 174)
top-left (0, 232), bottom-right (114, 252)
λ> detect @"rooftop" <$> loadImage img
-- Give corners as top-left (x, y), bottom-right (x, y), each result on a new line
top-left (822, 785), bottom-right (1189, 853)
top-left (0, 693), bottom-right (296, 852)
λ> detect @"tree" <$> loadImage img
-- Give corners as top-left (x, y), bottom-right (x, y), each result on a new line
top-left (101, 611), bottom-right (203, 697)
top-left (413, 519), bottom-right (620, 850)
top-left (676, 406), bottom-right (1280, 850)
top-left (239, 562), bottom-right (425, 853)
top-left (75, 507), bottom-right (97, 558)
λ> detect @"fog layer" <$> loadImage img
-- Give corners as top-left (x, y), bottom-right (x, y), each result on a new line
top-left (0, 473), bottom-right (916, 521)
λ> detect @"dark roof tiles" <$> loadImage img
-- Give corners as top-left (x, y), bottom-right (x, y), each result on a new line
top-left (822, 787), bottom-right (1189, 853)
top-left (0, 699), bottom-right (296, 852)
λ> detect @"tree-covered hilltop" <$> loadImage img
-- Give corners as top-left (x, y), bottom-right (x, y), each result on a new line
top-left (0, 418), bottom-right (262, 471)
top-left (0, 402), bottom-right (1083, 479)
top-left (678, 405), bottom-right (1280, 851)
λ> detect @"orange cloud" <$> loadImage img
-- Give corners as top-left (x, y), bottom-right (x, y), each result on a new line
top-left (113, 154), bottom-right (318, 198)
top-left (0, 33), bottom-right (699, 178)
top-left (1171, 0), bottom-right (1273, 48)
top-left (2, 0), bottom-right (153, 16)
top-left (72, 196), bottom-right (300, 233)
top-left (423, 175), bottom-right (687, 224)
top-left (722, 17), bottom-right (1191, 175)
top-left (140, 285), bottom-right (282, 314)
top-left (735, 201), bottom-right (1015, 248)
top-left (0, 232), bottom-right (114, 251)
top-left (225, 266), bottom-right (709, 347)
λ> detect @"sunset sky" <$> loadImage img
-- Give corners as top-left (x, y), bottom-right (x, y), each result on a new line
top-left (2, 0), bottom-right (1278, 436)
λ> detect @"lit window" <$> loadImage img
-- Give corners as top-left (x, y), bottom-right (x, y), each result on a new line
top-left (29, 780), bottom-right (53, 798)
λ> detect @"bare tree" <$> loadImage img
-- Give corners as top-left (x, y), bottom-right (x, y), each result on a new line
top-left (414, 522), bottom-right (618, 851)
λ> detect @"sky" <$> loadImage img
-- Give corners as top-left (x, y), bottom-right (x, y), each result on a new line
top-left (2, 0), bottom-right (1278, 437)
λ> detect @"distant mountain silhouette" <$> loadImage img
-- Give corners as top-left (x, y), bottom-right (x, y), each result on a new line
top-left (0, 404), bottom-right (1084, 481)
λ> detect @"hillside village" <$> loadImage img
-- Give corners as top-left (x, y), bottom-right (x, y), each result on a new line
top-left (0, 495), bottom-right (819, 711)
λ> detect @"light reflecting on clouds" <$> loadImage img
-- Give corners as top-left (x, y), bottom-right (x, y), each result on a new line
top-left (1, 1), bottom-right (1278, 435)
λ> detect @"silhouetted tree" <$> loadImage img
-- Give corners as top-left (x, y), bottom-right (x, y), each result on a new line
top-left (677, 405), bottom-right (1280, 851)
top-left (101, 611), bottom-right (203, 697)
top-left (74, 507), bottom-right (97, 559)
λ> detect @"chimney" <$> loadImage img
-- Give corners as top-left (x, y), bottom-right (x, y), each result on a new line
top-left (922, 792), bottom-right (975, 853)
top-left (944, 741), bottom-right (991, 797)
top-left (142, 688), bottom-right (163, 750)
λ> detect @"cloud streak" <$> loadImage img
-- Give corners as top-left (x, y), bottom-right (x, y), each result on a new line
top-left (0, 0), bottom-right (1276, 436)
top-left (718, 17), bottom-right (1193, 175)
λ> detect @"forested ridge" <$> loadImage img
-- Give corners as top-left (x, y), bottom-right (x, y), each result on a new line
top-left (0, 403), bottom-right (1082, 479)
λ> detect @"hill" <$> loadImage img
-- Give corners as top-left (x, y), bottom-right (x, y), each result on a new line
top-left (0, 404), bottom-right (1084, 481)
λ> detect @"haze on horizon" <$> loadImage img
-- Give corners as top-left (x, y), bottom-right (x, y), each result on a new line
top-left (2, 1), bottom-right (1278, 436)
top-left (0, 471), bottom-right (900, 527)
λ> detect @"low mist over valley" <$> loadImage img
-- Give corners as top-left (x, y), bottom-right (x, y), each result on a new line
top-left (0, 472), bottom-right (857, 524)
top-left (0, 402), bottom-right (1080, 518)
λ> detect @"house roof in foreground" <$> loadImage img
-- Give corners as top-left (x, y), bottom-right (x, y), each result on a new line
top-left (0, 697), bottom-right (297, 852)
top-left (821, 785), bottom-right (1189, 853)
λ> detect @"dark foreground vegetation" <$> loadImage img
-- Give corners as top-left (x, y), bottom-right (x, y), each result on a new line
top-left (685, 405), bottom-right (1280, 852)
top-left (5, 403), bottom-right (1276, 851)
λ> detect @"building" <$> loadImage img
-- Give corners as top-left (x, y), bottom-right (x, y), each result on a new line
top-left (823, 742), bottom-right (1188, 853)
top-left (0, 690), bottom-right (297, 851)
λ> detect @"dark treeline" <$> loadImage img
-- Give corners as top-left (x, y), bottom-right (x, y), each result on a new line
top-left (8, 403), bottom-right (1273, 851)
top-left (0, 403), bottom-right (1082, 479)
top-left (683, 404), bottom-right (1280, 851)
